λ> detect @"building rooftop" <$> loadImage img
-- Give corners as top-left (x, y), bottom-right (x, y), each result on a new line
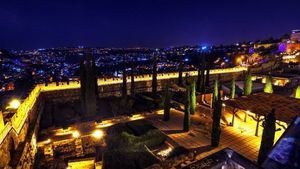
top-left (225, 93), bottom-right (300, 123)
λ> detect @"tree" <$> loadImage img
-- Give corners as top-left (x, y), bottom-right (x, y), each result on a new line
top-left (264, 75), bottom-right (273, 94)
top-left (244, 71), bottom-right (252, 95)
top-left (196, 67), bottom-right (201, 92)
top-left (205, 65), bottom-right (210, 87)
top-left (178, 56), bottom-right (184, 86)
top-left (257, 109), bottom-right (276, 165)
top-left (80, 55), bottom-right (98, 117)
top-left (163, 83), bottom-right (172, 121)
top-left (196, 56), bottom-right (205, 93)
top-left (213, 78), bottom-right (219, 101)
top-left (130, 64), bottom-right (135, 96)
top-left (211, 78), bottom-right (222, 147)
top-left (295, 85), bottom-right (300, 99)
top-left (190, 81), bottom-right (196, 115)
top-left (152, 54), bottom-right (158, 95)
top-left (122, 55), bottom-right (127, 99)
top-left (183, 84), bottom-right (191, 132)
top-left (231, 78), bottom-right (236, 99)
top-left (200, 63), bottom-right (206, 93)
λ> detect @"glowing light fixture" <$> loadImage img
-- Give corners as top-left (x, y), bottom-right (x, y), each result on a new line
top-left (46, 138), bottom-right (51, 144)
top-left (9, 99), bottom-right (21, 109)
top-left (157, 146), bottom-right (173, 157)
top-left (92, 130), bottom-right (104, 139)
top-left (72, 131), bottom-right (80, 138)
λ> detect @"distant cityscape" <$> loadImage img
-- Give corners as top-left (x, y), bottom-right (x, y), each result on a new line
top-left (1, 30), bottom-right (299, 94)
top-left (0, 29), bottom-right (300, 169)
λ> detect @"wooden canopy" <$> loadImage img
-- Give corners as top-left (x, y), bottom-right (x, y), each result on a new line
top-left (224, 93), bottom-right (300, 123)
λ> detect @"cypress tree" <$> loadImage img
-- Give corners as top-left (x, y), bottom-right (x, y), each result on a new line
top-left (196, 67), bottom-right (201, 92)
top-left (130, 64), bottom-right (135, 96)
top-left (257, 109), bottom-right (276, 165)
top-left (178, 58), bottom-right (184, 86)
top-left (295, 85), bottom-right (300, 99)
top-left (122, 55), bottom-right (127, 99)
top-left (200, 65), bottom-right (205, 93)
top-left (197, 55), bottom-right (206, 93)
top-left (163, 83), bottom-right (172, 121)
top-left (244, 71), bottom-right (253, 95)
top-left (92, 57), bottom-right (98, 98)
top-left (183, 84), bottom-right (191, 132)
top-left (231, 78), bottom-right (236, 99)
top-left (80, 55), bottom-right (97, 117)
top-left (213, 78), bottom-right (219, 101)
top-left (190, 81), bottom-right (196, 115)
top-left (264, 75), bottom-right (273, 94)
top-left (205, 66), bottom-right (210, 87)
top-left (211, 78), bottom-right (222, 147)
top-left (152, 54), bottom-right (158, 95)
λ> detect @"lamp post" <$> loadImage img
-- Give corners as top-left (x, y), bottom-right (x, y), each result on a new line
top-left (6, 99), bottom-right (21, 110)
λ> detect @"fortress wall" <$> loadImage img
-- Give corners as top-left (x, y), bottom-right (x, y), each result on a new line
top-left (0, 67), bottom-right (246, 168)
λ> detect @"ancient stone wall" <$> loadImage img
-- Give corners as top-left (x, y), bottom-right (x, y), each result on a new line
top-left (0, 67), bottom-right (246, 168)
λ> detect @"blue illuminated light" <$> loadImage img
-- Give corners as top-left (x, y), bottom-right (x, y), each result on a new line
top-left (184, 58), bottom-right (189, 62)
top-left (201, 46), bottom-right (208, 50)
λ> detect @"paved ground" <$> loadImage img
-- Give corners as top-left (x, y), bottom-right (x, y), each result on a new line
top-left (147, 105), bottom-right (285, 162)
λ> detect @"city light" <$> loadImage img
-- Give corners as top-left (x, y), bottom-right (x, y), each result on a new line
top-left (8, 99), bottom-right (21, 109)
top-left (92, 130), bottom-right (104, 139)
top-left (72, 131), bottom-right (80, 138)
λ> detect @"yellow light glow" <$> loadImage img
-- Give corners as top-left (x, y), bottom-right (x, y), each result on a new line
top-left (130, 114), bottom-right (145, 121)
top-left (92, 130), bottom-right (104, 139)
top-left (55, 127), bottom-right (73, 136)
top-left (9, 99), bottom-right (21, 109)
top-left (157, 147), bottom-right (173, 157)
top-left (46, 138), bottom-right (51, 144)
top-left (72, 131), bottom-right (80, 138)
top-left (156, 110), bottom-right (164, 115)
top-left (96, 120), bottom-right (114, 128)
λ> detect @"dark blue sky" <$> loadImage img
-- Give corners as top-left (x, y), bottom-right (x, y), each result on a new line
top-left (1, 0), bottom-right (300, 50)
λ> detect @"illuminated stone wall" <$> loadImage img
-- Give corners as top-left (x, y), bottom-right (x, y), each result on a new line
top-left (0, 67), bottom-right (247, 168)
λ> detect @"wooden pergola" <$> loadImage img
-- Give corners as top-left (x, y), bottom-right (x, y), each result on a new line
top-left (224, 93), bottom-right (300, 136)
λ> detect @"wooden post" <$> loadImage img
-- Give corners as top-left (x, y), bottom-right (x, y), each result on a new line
top-left (244, 111), bottom-right (247, 122)
top-left (231, 108), bottom-right (237, 127)
top-left (255, 115), bottom-right (261, 137)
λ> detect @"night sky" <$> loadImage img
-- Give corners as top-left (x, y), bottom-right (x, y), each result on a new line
top-left (1, 0), bottom-right (300, 50)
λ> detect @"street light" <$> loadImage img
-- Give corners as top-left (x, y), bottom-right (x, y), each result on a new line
top-left (92, 130), bottom-right (104, 139)
top-left (8, 99), bottom-right (21, 109)
top-left (72, 131), bottom-right (80, 138)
